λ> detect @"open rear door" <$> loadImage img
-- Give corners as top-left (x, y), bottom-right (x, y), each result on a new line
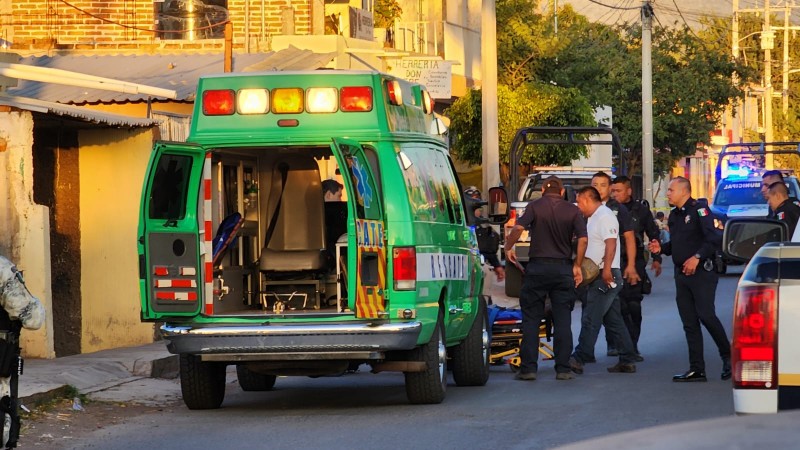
top-left (331, 139), bottom-right (387, 319)
top-left (138, 142), bottom-right (206, 320)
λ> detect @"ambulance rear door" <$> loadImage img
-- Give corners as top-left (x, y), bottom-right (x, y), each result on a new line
top-left (138, 142), bottom-right (206, 321)
top-left (330, 138), bottom-right (387, 319)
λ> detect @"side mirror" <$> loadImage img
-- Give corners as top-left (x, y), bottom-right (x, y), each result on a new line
top-left (722, 218), bottom-right (787, 262)
top-left (487, 187), bottom-right (509, 225)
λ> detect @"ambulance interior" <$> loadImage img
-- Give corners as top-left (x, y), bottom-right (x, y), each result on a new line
top-left (209, 146), bottom-right (353, 316)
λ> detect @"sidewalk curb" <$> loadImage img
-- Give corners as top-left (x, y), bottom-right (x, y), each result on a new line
top-left (19, 385), bottom-right (72, 409)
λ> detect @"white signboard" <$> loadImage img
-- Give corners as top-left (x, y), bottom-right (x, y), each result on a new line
top-left (348, 7), bottom-right (374, 41)
top-left (395, 59), bottom-right (452, 99)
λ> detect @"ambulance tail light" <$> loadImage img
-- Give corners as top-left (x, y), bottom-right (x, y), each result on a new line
top-left (237, 89), bottom-right (269, 114)
top-left (202, 90), bottom-right (235, 115)
top-left (306, 87), bottom-right (339, 113)
top-left (732, 285), bottom-right (778, 389)
top-left (272, 88), bottom-right (304, 114)
top-left (393, 247), bottom-right (416, 290)
top-left (341, 86), bottom-right (373, 112)
top-left (386, 80), bottom-right (403, 106)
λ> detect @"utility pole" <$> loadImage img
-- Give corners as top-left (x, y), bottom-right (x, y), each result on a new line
top-left (763, 0), bottom-right (774, 154)
top-left (481, 0), bottom-right (500, 194)
top-left (641, 1), bottom-right (654, 205)
top-left (782, 1), bottom-right (790, 117)
top-left (732, 0), bottom-right (740, 143)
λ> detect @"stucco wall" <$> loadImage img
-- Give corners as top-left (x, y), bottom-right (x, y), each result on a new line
top-left (79, 128), bottom-right (155, 352)
top-left (0, 110), bottom-right (55, 358)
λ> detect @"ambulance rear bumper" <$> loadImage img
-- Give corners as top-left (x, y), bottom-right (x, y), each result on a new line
top-left (160, 321), bottom-right (422, 356)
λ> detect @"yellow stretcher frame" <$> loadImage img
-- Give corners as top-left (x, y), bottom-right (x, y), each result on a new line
top-left (489, 322), bottom-right (553, 372)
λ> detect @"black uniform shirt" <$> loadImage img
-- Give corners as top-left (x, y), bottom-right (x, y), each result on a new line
top-left (773, 199), bottom-right (800, 237)
top-left (517, 193), bottom-right (588, 260)
top-left (660, 198), bottom-right (721, 266)
top-left (604, 199), bottom-right (634, 259)
top-left (767, 196), bottom-right (800, 219)
top-left (621, 199), bottom-right (662, 263)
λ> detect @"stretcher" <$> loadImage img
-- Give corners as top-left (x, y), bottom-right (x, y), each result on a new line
top-left (488, 304), bottom-right (553, 372)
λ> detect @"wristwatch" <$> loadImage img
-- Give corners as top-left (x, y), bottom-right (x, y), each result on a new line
top-left (694, 253), bottom-right (702, 260)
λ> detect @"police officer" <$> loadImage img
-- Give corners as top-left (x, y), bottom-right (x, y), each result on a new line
top-left (464, 187), bottom-right (505, 281)
top-left (649, 177), bottom-right (731, 382)
top-left (608, 176), bottom-right (661, 361)
top-left (505, 176), bottom-right (588, 381)
top-left (761, 170), bottom-right (800, 214)
top-left (767, 181), bottom-right (800, 237)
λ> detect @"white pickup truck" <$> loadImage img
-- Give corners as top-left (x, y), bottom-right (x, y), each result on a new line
top-left (723, 218), bottom-right (800, 414)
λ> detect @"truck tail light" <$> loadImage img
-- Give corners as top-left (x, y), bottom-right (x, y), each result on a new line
top-left (393, 247), bottom-right (416, 290)
top-left (732, 285), bottom-right (778, 389)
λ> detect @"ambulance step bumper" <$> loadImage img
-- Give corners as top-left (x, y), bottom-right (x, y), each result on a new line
top-left (160, 321), bottom-right (422, 355)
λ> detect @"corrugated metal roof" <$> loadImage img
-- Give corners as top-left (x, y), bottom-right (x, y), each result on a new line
top-left (6, 47), bottom-right (336, 104)
top-left (0, 94), bottom-right (159, 127)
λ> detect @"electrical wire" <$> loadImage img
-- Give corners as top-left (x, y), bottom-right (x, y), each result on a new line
top-left (587, 0), bottom-right (642, 10)
top-left (56, 0), bottom-right (229, 35)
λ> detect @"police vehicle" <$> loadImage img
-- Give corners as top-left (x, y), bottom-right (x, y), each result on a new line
top-left (137, 70), bottom-right (507, 409)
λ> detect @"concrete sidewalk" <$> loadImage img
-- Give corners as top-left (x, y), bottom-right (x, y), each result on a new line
top-left (18, 341), bottom-right (178, 406)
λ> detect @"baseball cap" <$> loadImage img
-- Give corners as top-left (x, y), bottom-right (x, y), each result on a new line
top-left (464, 186), bottom-right (481, 198)
top-left (543, 176), bottom-right (563, 193)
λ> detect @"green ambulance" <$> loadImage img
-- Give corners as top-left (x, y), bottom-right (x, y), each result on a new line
top-left (137, 70), bottom-right (508, 409)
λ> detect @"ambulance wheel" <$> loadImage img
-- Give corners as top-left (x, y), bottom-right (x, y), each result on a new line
top-left (451, 297), bottom-right (490, 386)
top-left (505, 263), bottom-right (522, 297)
top-left (236, 365), bottom-right (277, 391)
top-left (179, 354), bottom-right (226, 410)
top-left (405, 311), bottom-right (447, 404)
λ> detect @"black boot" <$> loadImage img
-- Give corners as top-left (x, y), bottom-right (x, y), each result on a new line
top-left (721, 358), bottom-right (732, 381)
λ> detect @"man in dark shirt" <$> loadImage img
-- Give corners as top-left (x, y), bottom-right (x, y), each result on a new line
top-left (767, 181), bottom-right (800, 237)
top-left (607, 176), bottom-right (661, 361)
top-left (505, 176), bottom-right (588, 381)
top-left (649, 177), bottom-right (731, 382)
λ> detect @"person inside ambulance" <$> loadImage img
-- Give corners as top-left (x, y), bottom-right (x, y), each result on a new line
top-left (465, 187), bottom-right (505, 281)
top-left (323, 179), bottom-right (348, 300)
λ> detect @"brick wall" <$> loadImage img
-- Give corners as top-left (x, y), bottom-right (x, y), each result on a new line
top-left (5, 0), bottom-right (315, 50)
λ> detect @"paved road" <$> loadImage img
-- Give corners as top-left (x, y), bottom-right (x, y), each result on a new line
top-left (70, 260), bottom-right (742, 450)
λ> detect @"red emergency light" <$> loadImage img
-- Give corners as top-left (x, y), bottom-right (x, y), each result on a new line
top-left (202, 90), bottom-right (235, 116)
top-left (341, 86), bottom-right (373, 112)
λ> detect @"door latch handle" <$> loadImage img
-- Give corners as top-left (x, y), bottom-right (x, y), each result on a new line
top-left (449, 306), bottom-right (463, 315)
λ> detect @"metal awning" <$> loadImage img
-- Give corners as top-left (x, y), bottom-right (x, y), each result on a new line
top-left (0, 94), bottom-right (159, 127)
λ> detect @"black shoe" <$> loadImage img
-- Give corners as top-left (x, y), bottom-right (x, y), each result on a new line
top-left (607, 362), bottom-right (637, 373)
top-left (607, 348), bottom-right (619, 357)
top-left (673, 370), bottom-right (707, 382)
top-left (569, 356), bottom-right (584, 374)
top-left (721, 358), bottom-right (732, 381)
top-left (515, 371), bottom-right (537, 381)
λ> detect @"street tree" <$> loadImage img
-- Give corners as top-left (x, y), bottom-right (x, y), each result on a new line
top-left (447, 83), bottom-right (594, 179)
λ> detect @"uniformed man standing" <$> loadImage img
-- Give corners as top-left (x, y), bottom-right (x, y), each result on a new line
top-left (649, 177), bottom-right (731, 382)
top-left (767, 181), bottom-right (800, 237)
top-left (505, 176), bottom-right (588, 381)
top-left (608, 176), bottom-right (662, 361)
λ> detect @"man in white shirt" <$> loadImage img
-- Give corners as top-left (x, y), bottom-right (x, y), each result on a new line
top-left (569, 186), bottom-right (638, 375)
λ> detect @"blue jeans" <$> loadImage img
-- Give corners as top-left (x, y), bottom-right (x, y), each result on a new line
top-left (573, 269), bottom-right (637, 364)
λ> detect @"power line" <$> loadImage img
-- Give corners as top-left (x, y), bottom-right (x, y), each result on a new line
top-left (587, 0), bottom-right (642, 11)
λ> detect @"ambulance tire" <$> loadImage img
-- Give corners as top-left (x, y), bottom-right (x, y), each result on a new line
top-left (405, 310), bottom-right (447, 404)
top-left (505, 262), bottom-right (522, 297)
top-left (179, 354), bottom-right (226, 410)
top-left (450, 297), bottom-right (490, 386)
top-left (236, 365), bottom-right (277, 391)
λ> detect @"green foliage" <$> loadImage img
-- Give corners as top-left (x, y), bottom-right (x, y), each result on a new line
top-left (446, 83), bottom-right (595, 166)
top-left (373, 0), bottom-right (402, 28)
